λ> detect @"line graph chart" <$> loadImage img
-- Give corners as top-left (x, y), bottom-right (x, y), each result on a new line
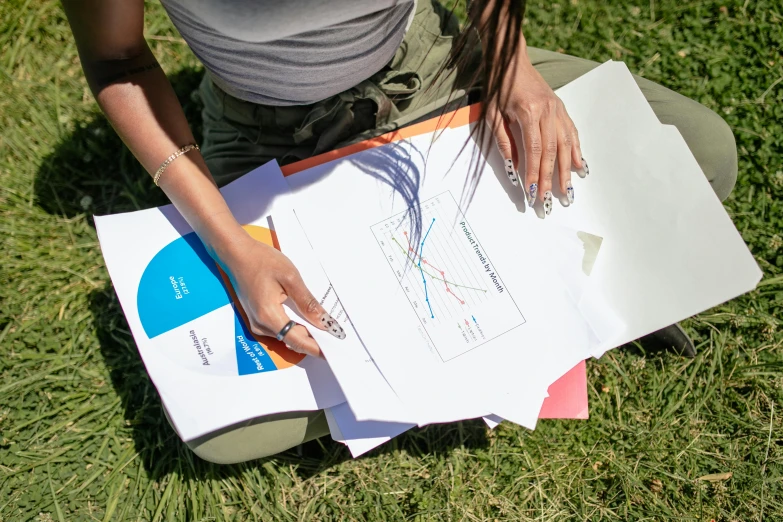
top-left (372, 191), bottom-right (525, 361)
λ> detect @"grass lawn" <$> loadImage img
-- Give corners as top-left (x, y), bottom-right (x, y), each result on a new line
top-left (1, 0), bottom-right (782, 520)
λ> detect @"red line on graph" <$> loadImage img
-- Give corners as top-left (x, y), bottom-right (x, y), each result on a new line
top-left (403, 231), bottom-right (415, 254)
top-left (403, 231), bottom-right (466, 305)
top-left (445, 285), bottom-right (465, 305)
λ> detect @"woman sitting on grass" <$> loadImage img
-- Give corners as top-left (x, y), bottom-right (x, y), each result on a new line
top-left (63, 0), bottom-right (737, 463)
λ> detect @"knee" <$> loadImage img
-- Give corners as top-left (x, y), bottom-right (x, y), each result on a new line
top-left (187, 435), bottom-right (283, 464)
top-left (692, 110), bottom-right (738, 202)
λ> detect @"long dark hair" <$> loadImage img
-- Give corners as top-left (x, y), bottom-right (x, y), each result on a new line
top-left (437, 0), bottom-right (528, 204)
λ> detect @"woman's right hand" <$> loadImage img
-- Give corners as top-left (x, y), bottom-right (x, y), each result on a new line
top-left (220, 234), bottom-right (346, 358)
top-left (63, 0), bottom-right (343, 356)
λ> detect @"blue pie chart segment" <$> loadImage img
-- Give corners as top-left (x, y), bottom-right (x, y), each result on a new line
top-left (234, 310), bottom-right (278, 375)
top-left (137, 232), bottom-right (231, 339)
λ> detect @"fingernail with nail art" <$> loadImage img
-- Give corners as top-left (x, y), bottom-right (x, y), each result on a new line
top-left (566, 180), bottom-right (574, 204)
top-left (504, 159), bottom-right (519, 186)
top-left (320, 312), bottom-right (346, 340)
top-left (579, 157), bottom-right (589, 176)
top-left (528, 183), bottom-right (538, 207)
top-left (543, 191), bottom-right (553, 215)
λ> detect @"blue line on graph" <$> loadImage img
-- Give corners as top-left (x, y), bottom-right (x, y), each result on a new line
top-left (472, 315), bottom-right (477, 323)
top-left (417, 218), bottom-right (436, 319)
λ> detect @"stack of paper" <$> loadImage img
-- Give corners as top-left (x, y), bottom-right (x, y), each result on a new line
top-left (94, 61), bottom-right (761, 458)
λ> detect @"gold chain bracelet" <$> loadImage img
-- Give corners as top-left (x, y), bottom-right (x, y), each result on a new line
top-left (153, 144), bottom-right (200, 186)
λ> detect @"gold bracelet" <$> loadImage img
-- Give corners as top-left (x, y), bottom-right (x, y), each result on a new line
top-left (153, 143), bottom-right (200, 186)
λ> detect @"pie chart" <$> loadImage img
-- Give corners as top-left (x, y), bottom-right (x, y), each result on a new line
top-left (136, 225), bottom-right (306, 375)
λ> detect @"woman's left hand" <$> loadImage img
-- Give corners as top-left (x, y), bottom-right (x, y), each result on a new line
top-left (486, 47), bottom-right (587, 216)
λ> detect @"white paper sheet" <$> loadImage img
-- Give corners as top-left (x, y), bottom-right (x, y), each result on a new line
top-left (286, 61), bottom-right (760, 450)
top-left (273, 209), bottom-right (416, 424)
top-left (325, 403), bottom-right (415, 458)
top-left (286, 128), bottom-right (602, 427)
top-left (528, 61), bottom-right (762, 355)
top-left (94, 161), bottom-right (345, 441)
top-left (276, 201), bottom-right (606, 449)
top-left (275, 155), bottom-right (603, 447)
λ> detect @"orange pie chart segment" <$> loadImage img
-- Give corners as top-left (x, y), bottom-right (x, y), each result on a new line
top-left (216, 225), bottom-right (306, 369)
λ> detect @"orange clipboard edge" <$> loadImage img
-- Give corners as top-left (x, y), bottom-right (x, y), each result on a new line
top-left (281, 104), bottom-right (482, 176)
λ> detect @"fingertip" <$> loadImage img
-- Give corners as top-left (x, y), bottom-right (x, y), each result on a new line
top-left (504, 157), bottom-right (520, 187)
top-left (318, 312), bottom-right (347, 340)
top-left (287, 343), bottom-right (323, 359)
top-left (287, 325), bottom-right (323, 358)
top-left (580, 156), bottom-right (589, 177)
top-left (572, 146), bottom-right (588, 177)
top-left (527, 169), bottom-right (543, 206)
top-left (526, 182), bottom-right (538, 207)
top-left (560, 173), bottom-right (572, 196)
top-left (543, 190), bottom-right (553, 215)
top-left (537, 175), bottom-right (552, 201)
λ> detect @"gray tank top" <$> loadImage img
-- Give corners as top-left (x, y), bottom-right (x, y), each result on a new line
top-left (159, 0), bottom-right (415, 106)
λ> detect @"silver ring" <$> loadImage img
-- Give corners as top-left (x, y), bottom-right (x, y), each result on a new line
top-left (275, 320), bottom-right (297, 341)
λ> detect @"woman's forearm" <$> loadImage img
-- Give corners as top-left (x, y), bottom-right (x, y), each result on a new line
top-left (474, 0), bottom-right (528, 65)
top-left (78, 44), bottom-right (247, 261)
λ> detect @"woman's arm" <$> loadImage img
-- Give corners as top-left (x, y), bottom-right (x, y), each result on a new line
top-left (62, 0), bottom-right (242, 260)
top-left (63, 0), bottom-right (344, 354)
top-left (472, 0), bottom-right (586, 214)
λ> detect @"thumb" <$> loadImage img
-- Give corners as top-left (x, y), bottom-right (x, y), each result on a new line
top-left (489, 112), bottom-right (519, 187)
top-left (283, 271), bottom-right (346, 340)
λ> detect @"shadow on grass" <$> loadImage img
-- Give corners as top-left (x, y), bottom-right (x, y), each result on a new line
top-left (32, 66), bottom-right (491, 482)
top-left (33, 68), bottom-right (200, 219)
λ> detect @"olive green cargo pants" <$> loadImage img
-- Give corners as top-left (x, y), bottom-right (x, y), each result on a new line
top-left (182, 0), bottom-right (738, 464)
